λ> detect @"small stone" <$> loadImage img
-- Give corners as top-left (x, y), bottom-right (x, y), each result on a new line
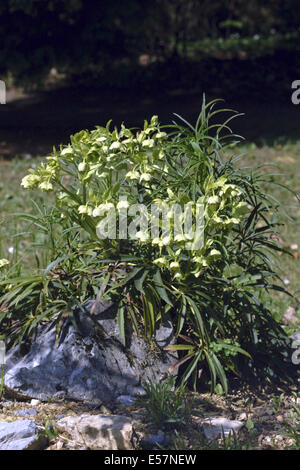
top-left (13, 409), bottom-right (38, 417)
top-left (31, 399), bottom-right (41, 406)
top-left (2, 401), bottom-right (13, 408)
top-left (117, 395), bottom-right (136, 406)
top-left (99, 405), bottom-right (112, 414)
top-left (202, 417), bottom-right (244, 440)
top-left (276, 415), bottom-right (284, 423)
top-left (0, 419), bottom-right (47, 450)
top-left (126, 385), bottom-right (147, 397)
top-left (56, 413), bottom-right (134, 450)
top-left (239, 413), bottom-right (247, 420)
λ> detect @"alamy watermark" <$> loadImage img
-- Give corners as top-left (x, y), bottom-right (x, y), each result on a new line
top-left (291, 80), bottom-right (300, 105)
top-left (0, 80), bottom-right (6, 104)
top-left (291, 339), bottom-right (300, 365)
top-left (94, 198), bottom-right (205, 250)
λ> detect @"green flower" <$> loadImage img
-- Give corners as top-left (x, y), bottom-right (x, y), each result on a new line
top-left (207, 195), bottom-right (220, 204)
top-left (39, 181), bottom-right (53, 191)
top-left (0, 259), bottom-right (9, 269)
top-left (78, 162), bottom-right (86, 172)
top-left (208, 249), bottom-right (222, 259)
top-left (117, 200), bottom-right (130, 210)
top-left (155, 131), bottom-right (167, 139)
top-left (78, 205), bottom-right (93, 215)
top-left (142, 139), bottom-right (155, 148)
top-left (140, 173), bottom-right (151, 182)
top-left (109, 141), bottom-right (122, 150)
top-left (170, 261), bottom-right (180, 270)
top-left (153, 257), bottom-right (168, 267)
top-left (21, 174), bottom-right (41, 189)
top-left (93, 203), bottom-right (114, 217)
top-left (61, 146), bottom-right (73, 156)
top-left (126, 170), bottom-right (140, 180)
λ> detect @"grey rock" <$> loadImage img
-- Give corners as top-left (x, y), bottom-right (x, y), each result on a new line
top-left (202, 417), bottom-right (244, 440)
top-left (0, 419), bottom-right (47, 450)
top-left (56, 413), bottom-right (133, 450)
top-left (291, 329), bottom-right (300, 341)
top-left (126, 385), bottom-right (147, 397)
top-left (5, 300), bottom-right (177, 405)
top-left (117, 395), bottom-right (136, 406)
top-left (154, 314), bottom-right (176, 348)
top-left (13, 409), bottom-right (38, 417)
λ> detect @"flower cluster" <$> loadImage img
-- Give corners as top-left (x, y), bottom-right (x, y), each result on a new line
top-left (21, 116), bottom-right (250, 280)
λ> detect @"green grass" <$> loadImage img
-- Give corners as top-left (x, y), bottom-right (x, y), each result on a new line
top-left (0, 156), bottom-right (53, 272)
top-left (235, 143), bottom-right (300, 300)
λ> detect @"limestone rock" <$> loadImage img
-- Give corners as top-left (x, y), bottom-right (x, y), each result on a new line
top-left (56, 413), bottom-right (134, 450)
top-left (0, 419), bottom-right (47, 450)
top-left (4, 300), bottom-right (177, 404)
top-left (202, 417), bottom-right (244, 440)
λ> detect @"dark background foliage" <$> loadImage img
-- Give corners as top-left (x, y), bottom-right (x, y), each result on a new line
top-left (0, 1), bottom-right (299, 156)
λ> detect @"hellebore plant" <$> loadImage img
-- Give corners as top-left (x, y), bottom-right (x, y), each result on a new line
top-left (1, 98), bottom-right (298, 392)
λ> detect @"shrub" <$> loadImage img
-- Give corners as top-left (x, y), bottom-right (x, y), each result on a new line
top-left (0, 98), bottom-right (298, 391)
